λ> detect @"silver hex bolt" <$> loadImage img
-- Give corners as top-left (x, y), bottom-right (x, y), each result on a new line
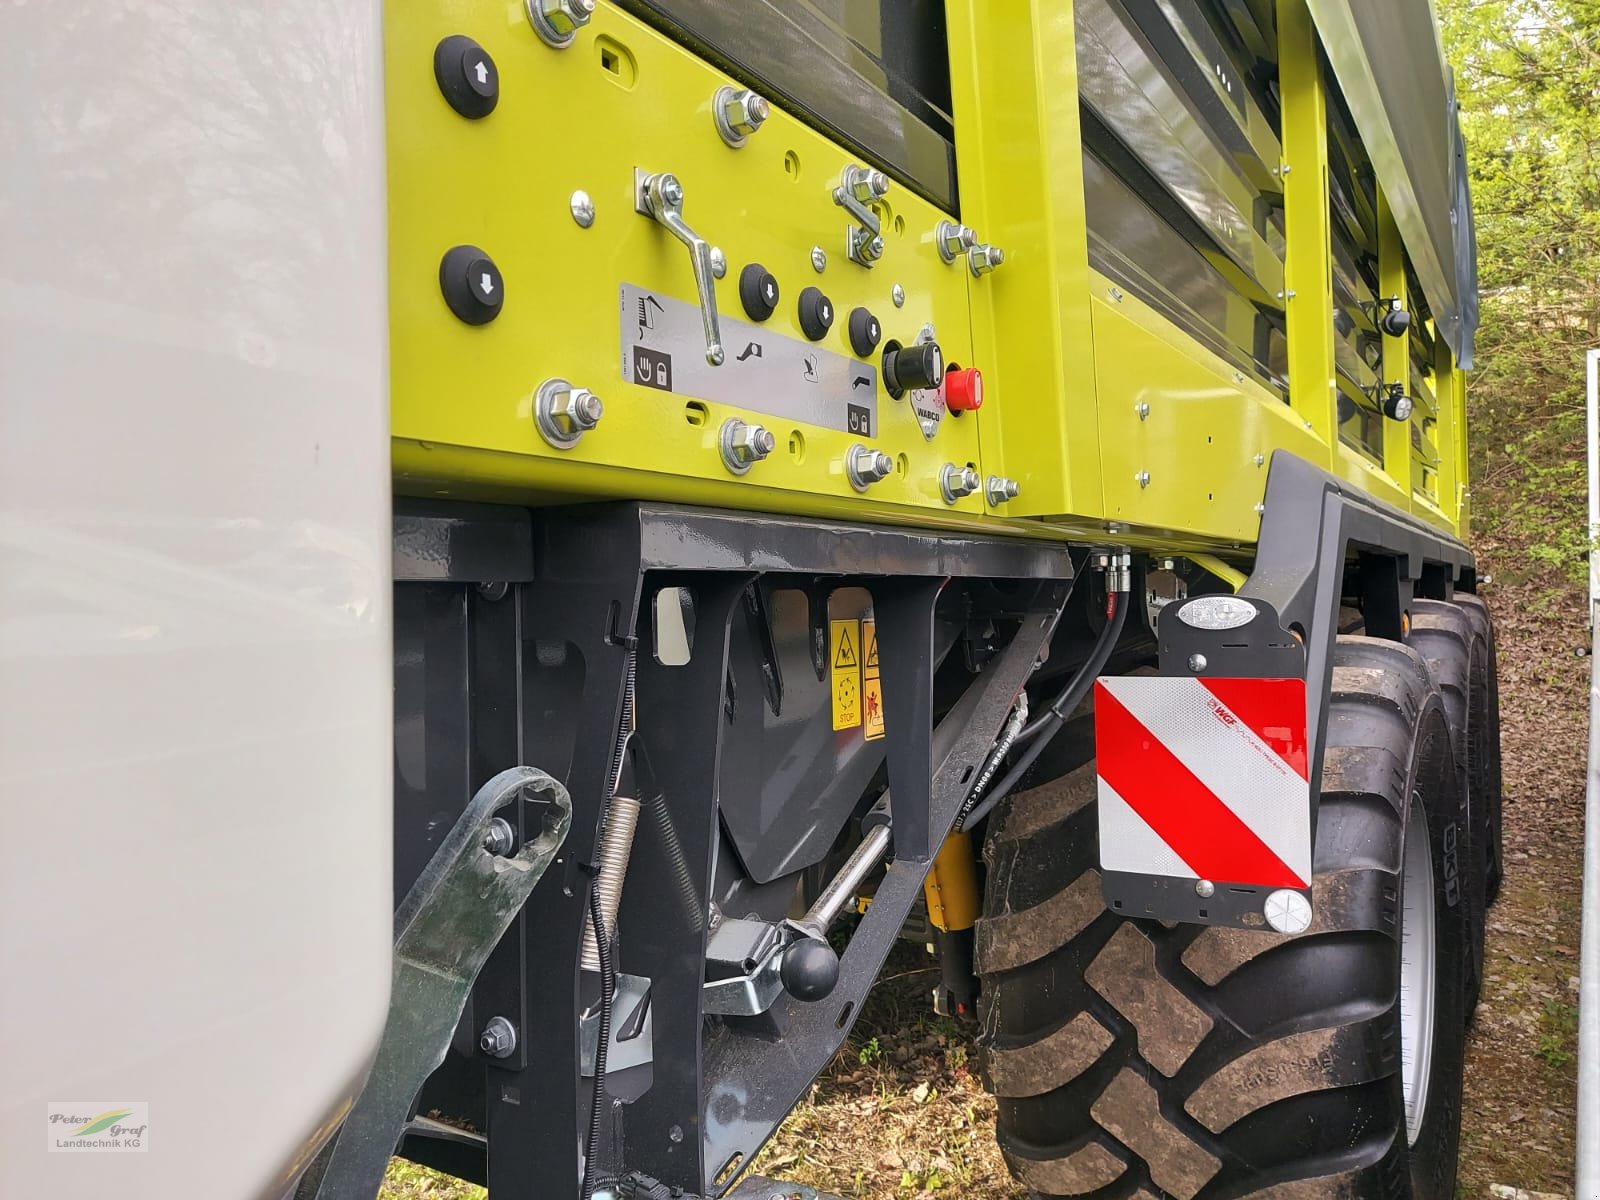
top-left (480, 1015), bottom-right (517, 1058)
top-left (1136, 470), bottom-right (1151, 489)
top-left (1254, 453), bottom-right (1266, 468)
top-left (891, 283), bottom-right (906, 308)
top-left (1136, 401), bottom-right (1150, 421)
top-left (935, 221), bottom-right (977, 264)
top-left (940, 463), bottom-right (981, 504)
top-left (848, 167), bottom-right (889, 203)
top-left (527, 0), bottom-right (594, 47)
top-left (535, 378), bottom-right (603, 449)
top-left (969, 243), bottom-right (1005, 277)
top-left (713, 86), bottom-right (771, 147)
top-left (846, 444), bottom-right (894, 491)
top-left (811, 246), bottom-right (828, 273)
top-left (986, 475), bottom-right (1020, 506)
top-left (483, 817), bottom-right (516, 856)
top-left (720, 418), bottom-right (776, 475)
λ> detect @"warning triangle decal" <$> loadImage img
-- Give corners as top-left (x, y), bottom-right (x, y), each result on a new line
top-left (833, 627), bottom-right (858, 670)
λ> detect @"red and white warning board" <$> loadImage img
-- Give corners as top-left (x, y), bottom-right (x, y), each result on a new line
top-left (1093, 676), bottom-right (1311, 889)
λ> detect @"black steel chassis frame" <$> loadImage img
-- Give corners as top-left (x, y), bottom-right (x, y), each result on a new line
top-left (1106, 450), bottom-right (1478, 924)
top-left (391, 498), bottom-right (1072, 1200)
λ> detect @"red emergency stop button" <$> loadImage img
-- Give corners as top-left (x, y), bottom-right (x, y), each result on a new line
top-left (945, 367), bottom-right (984, 412)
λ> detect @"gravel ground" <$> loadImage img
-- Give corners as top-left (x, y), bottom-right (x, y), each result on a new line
top-left (381, 574), bottom-right (1587, 1200)
top-left (1455, 574), bottom-right (1586, 1196)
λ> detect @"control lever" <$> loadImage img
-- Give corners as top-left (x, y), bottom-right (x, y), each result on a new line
top-left (635, 169), bottom-right (725, 366)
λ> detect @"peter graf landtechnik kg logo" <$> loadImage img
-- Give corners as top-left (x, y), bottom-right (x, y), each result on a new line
top-left (47, 1102), bottom-right (149, 1152)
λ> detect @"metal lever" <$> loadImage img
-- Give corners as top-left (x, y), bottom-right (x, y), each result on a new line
top-left (635, 169), bottom-right (724, 366)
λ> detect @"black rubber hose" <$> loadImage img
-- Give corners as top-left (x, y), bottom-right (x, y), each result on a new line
top-left (580, 882), bottom-right (616, 1200)
top-left (958, 591), bottom-right (1127, 833)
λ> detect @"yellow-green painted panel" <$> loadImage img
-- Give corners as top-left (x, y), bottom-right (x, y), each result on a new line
top-left (386, 4), bottom-right (987, 522)
top-left (1088, 276), bottom-right (1326, 542)
top-left (946, 0), bottom-right (1103, 520)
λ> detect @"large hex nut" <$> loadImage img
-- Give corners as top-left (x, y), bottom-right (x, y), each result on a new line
top-left (720, 419), bottom-right (776, 474)
top-left (535, 378), bottom-right (604, 449)
top-left (714, 86), bottom-right (771, 147)
top-left (527, 0), bottom-right (595, 47)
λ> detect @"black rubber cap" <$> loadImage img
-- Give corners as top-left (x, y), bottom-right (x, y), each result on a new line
top-left (780, 937), bottom-right (841, 1002)
top-left (439, 245), bottom-right (504, 325)
top-left (1379, 306), bottom-right (1412, 337)
top-left (740, 264), bottom-right (780, 322)
top-left (797, 286), bottom-right (834, 341)
top-left (883, 339), bottom-right (943, 395)
top-left (434, 35), bottom-right (499, 120)
top-left (848, 307), bottom-right (882, 357)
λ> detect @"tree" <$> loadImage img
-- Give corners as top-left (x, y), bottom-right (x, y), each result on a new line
top-left (1437, 0), bottom-right (1600, 584)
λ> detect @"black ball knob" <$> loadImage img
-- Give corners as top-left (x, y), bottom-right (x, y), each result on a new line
top-left (797, 286), bottom-right (834, 341)
top-left (439, 245), bottom-right (504, 325)
top-left (848, 307), bottom-right (882, 357)
top-left (780, 937), bottom-right (840, 1002)
top-left (740, 264), bottom-right (780, 322)
top-left (434, 35), bottom-right (499, 120)
top-left (882, 339), bottom-right (943, 397)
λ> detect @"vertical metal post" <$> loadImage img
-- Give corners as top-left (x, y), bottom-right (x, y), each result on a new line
top-left (1579, 347), bottom-right (1600, 1200)
top-left (1456, 365), bottom-right (1473, 537)
top-left (1276, 0), bottom-right (1339, 467)
top-left (1433, 333), bottom-right (1461, 527)
top-left (1376, 186), bottom-right (1414, 499)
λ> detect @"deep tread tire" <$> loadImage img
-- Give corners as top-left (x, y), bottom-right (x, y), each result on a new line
top-left (976, 637), bottom-right (1469, 1199)
top-left (1450, 593), bottom-right (1504, 901)
top-left (1407, 598), bottom-right (1489, 1017)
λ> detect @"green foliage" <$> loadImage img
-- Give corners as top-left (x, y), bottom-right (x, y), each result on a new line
top-left (858, 1035), bottom-right (883, 1066)
top-left (1536, 997), bottom-right (1578, 1067)
top-left (1437, 0), bottom-right (1600, 578)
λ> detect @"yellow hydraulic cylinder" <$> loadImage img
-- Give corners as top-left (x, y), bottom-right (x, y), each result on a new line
top-left (923, 830), bottom-right (981, 933)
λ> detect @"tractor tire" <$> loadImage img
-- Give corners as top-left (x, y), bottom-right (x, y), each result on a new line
top-left (975, 637), bottom-right (1469, 1199)
top-left (1451, 593), bottom-right (1504, 901)
top-left (1407, 598), bottom-right (1488, 1017)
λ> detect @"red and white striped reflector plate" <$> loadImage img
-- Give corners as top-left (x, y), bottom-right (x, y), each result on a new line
top-left (1093, 676), bottom-right (1311, 889)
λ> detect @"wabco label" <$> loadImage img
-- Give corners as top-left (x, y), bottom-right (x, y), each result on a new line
top-left (620, 284), bottom-right (878, 435)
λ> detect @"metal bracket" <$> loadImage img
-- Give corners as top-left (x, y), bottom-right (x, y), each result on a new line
top-left (299, 766), bottom-right (571, 1200)
top-left (832, 164), bottom-right (887, 267)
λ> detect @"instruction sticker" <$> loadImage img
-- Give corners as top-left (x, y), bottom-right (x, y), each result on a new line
top-left (862, 619), bottom-right (885, 741)
top-left (830, 619), bottom-right (862, 731)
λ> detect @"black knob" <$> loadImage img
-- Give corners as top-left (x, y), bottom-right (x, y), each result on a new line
top-left (882, 339), bottom-right (943, 397)
top-left (740, 264), bottom-right (780, 322)
top-left (439, 245), bottom-right (504, 325)
top-left (797, 286), bottom-right (834, 341)
top-left (780, 937), bottom-right (840, 1002)
top-left (433, 35), bottom-right (499, 120)
top-left (1379, 306), bottom-right (1412, 337)
top-left (847, 307), bottom-right (882, 357)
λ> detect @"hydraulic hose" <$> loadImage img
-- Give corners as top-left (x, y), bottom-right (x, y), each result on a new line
top-left (958, 588), bottom-right (1128, 833)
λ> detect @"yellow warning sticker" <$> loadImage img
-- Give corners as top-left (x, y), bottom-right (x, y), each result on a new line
top-left (830, 619), bottom-right (862, 730)
top-left (861, 618), bottom-right (885, 740)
